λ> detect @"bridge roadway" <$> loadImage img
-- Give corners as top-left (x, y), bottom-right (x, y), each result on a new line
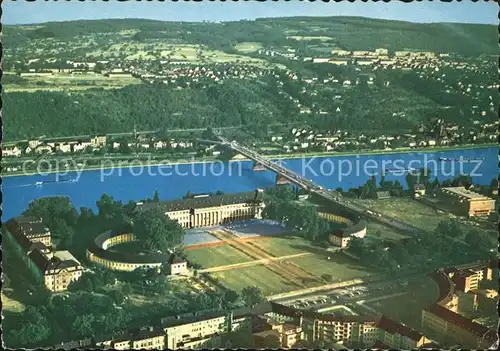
top-left (209, 134), bottom-right (426, 237)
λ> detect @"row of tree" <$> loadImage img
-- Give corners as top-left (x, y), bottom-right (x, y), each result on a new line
top-left (261, 186), bottom-right (339, 242)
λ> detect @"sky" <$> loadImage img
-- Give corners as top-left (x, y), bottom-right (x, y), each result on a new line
top-left (3, 0), bottom-right (498, 26)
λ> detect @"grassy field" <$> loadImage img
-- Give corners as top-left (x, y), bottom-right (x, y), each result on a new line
top-left (365, 277), bottom-right (439, 329)
top-left (1, 292), bottom-right (26, 313)
top-left (211, 265), bottom-right (295, 295)
top-left (364, 220), bottom-right (409, 245)
top-left (292, 252), bottom-right (377, 281)
top-left (234, 42), bottom-right (263, 53)
top-left (5, 72), bottom-right (143, 92)
top-left (353, 198), bottom-right (469, 234)
top-left (249, 236), bottom-right (321, 257)
top-left (185, 244), bottom-right (254, 268)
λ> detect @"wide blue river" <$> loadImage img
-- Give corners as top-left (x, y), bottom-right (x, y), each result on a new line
top-left (2, 147), bottom-right (497, 220)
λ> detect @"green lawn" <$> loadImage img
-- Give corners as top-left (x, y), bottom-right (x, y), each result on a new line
top-left (364, 220), bottom-right (409, 245)
top-left (1, 292), bottom-right (25, 313)
top-left (250, 236), bottom-right (323, 257)
top-left (292, 252), bottom-right (377, 281)
top-left (365, 277), bottom-right (439, 329)
top-left (185, 245), bottom-right (254, 268)
top-left (353, 198), bottom-right (473, 235)
top-left (211, 265), bottom-right (295, 296)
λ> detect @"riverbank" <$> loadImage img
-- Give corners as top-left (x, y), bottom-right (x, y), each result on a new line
top-left (2, 143), bottom-right (496, 178)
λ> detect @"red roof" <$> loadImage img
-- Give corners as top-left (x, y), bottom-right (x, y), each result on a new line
top-left (266, 302), bottom-right (423, 340)
top-left (425, 304), bottom-right (496, 341)
top-left (376, 315), bottom-right (423, 341)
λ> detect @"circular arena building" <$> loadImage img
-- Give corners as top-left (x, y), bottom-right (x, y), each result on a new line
top-left (86, 231), bottom-right (187, 274)
top-left (317, 202), bottom-right (367, 248)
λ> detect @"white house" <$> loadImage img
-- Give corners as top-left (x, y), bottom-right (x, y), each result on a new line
top-left (3, 146), bottom-right (21, 157)
top-left (154, 141), bottom-right (167, 149)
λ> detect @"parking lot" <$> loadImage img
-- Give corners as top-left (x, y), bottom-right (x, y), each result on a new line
top-left (281, 279), bottom-right (410, 312)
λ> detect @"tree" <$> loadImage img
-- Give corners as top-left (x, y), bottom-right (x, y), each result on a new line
top-left (133, 206), bottom-right (185, 253)
top-left (465, 229), bottom-right (491, 252)
top-left (224, 289), bottom-right (239, 305)
top-left (347, 236), bottom-right (365, 257)
top-left (241, 285), bottom-right (264, 308)
top-left (263, 334), bottom-right (282, 348)
top-left (52, 218), bottom-right (75, 249)
top-left (321, 274), bottom-right (333, 282)
top-left (153, 189), bottom-right (160, 202)
top-left (5, 306), bottom-right (52, 347)
top-left (435, 219), bottom-right (462, 238)
top-left (24, 196), bottom-right (77, 231)
top-left (122, 282), bottom-right (133, 296)
top-left (119, 141), bottom-right (132, 155)
top-left (108, 289), bottom-right (125, 305)
top-left (71, 314), bottom-right (95, 338)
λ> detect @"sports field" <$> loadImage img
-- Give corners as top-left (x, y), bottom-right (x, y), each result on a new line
top-left (211, 265), bottom-right (297, 295)
top-left (185, 244), bottom-right (253, 268)
top-left (249, 236), bottom-right (320, 257)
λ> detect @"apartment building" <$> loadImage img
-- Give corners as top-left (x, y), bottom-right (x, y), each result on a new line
top-left (257, 302), bottom-right (428, 348)
top-left (421, 304), bottom-right (497, 348)
top-left (96, 327), bottom-right (165, 350)
top-left (445, 266), bottom-right (493, 293)
top-left (252, 314), bottom-right (303, 348)
top-left (161, 311), bottom-right (231, 349)
top-left (6, 216), bottom-right (52, 247)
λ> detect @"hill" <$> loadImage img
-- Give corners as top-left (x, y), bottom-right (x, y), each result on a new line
top-left (4, 16), bottom-right (497, 55)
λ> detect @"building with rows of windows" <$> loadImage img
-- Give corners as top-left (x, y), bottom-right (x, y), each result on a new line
top-left (5, 216), bottom-right (82, 292)
top-left (135, 189), bottom-right (265, 229)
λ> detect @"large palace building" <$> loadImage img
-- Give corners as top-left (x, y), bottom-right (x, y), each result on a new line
top-left (135, 189), bottom-right (265, 229)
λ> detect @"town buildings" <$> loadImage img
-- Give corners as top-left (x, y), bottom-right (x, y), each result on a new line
top-left (421, 303), bottom-right (496, 348)
top-left (423, 264), bottom-right (498, 348)
top-left (254, 301), bottom-right (429, 348)
top-left (7, 215), bottom-right (52, 247)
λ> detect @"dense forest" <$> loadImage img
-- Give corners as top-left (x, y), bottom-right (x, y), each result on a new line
top-left (2, 76), bottom-right (453, 141)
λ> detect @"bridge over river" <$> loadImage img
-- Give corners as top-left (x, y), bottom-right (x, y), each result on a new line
top-left (199, 133), bottom-right (428, 238)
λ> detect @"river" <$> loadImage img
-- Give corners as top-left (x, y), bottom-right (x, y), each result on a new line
top-left (1, 146), bottom-right (497, 220)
